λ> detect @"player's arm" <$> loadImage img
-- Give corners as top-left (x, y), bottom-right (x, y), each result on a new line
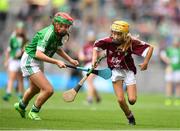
top-left (35, 50), bottom-right (66, 68)
top-left (56, 48), bottom-right (79, 66)
top-left (35, 29), bottom-right (68, 68)
top-left (4, 36), bottom-right (13, 68)
top-left (92, 48), bottom-right (98, 67)
top-left (92, 38), bottom-right (108, 67)
top-left (92, 47), bottom-right (101, 68)
top-left (4, 47), bottom-right (10, 68)
top-left (139, 46), bottom-right (154, 71)
top-left (35, 50), bottom-right (59, 64)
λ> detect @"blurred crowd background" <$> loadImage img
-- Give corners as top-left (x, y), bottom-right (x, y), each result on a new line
top-left (0, 0), bottom-right (179, 93)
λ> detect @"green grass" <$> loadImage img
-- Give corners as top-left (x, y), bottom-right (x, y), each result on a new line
top-left (0, 89), bottom-right (180, 130)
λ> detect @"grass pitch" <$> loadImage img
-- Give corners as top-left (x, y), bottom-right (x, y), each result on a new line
top-left (0, 89), bottom-right (180, 130)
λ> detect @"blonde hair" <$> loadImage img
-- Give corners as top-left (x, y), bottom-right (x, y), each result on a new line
top-left (116, 33), bottom-right (141, 52)
top-left (116, 33), bottom-right (131, 52)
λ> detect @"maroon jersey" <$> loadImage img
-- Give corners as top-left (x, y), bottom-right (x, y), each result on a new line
top-left (94, 37), bottom-right (150, 74)
top-left (83, 42), bottom-right (94, 64)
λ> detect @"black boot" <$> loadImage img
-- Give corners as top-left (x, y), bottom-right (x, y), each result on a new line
top-left (127, 112), bottom-right (136, 125)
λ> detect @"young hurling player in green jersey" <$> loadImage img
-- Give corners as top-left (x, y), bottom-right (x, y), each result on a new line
top-left (14, 12), bottom-right (79, 120)
top-left (160, 38), bottom-right (180, 106)
top-left (3, 21), bottom-right (27, 101)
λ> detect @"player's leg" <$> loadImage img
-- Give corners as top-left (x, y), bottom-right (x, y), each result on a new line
top-left (164, 66), bottom-right (173, 106)
top-left (126, 84), bottom-right (136, 125)
top-left (111, 68), bottom-right (135, 125)
top-left (16, 71), bottom-right (24, 100)
top-left (124, 70), bottom-right (137, 105)
top-left (113, 80), bottom-right (135, 125)
top-left (3, 59), bottom-right (20, 101)
top-left (3, 70), bottom-right (17, 101)
top-left (165, 81), bottom-right (173, 105)
top-left (173, 71), bottom-right (180, 106)
top-left (86, 74), bottom-right (94, 104)
top-left (22, 79), bottom-right (40, 105)
top-left (124, 70), bottom-right (137, 125)
top-left (127, 84), bottom-right (137, 105)
top-left (28, 71), bottom-right (54, 120)
top-left (174, 83), bottom-right (180, 106)
top-left (86, 74), bottom-right (101, 104)
top-left (14, 79), bottom-right (40, 118)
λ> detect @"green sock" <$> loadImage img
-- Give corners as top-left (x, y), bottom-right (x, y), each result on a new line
top-left (31, 105), bottom-right (40, 113)
top-left (19, 100), bottom-right (27, 110)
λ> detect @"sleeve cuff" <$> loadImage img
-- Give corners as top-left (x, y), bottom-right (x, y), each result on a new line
top-left (37, 46), bottom-right (45, 52)
top-left (141, 47), bottom-right (149, 57)
top-left (94, 47), bottom-right (103, 51)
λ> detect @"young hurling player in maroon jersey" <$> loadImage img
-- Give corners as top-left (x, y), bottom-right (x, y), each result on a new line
top-left (92, 20), bottom-right (154, 125)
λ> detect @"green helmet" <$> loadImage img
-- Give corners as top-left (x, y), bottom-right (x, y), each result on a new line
top-left (53, 12), bottom-right (73, 25)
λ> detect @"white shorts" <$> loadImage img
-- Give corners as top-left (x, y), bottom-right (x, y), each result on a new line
top-left (165, 66), bottom-right (173, 82)
top-left (165, 72), bottom-right (172, 82)
top-left (111, 68), bottom-right (136, 85)
top-left (21, 52), bottom-right (44, 77)
top-left (8, 59), bottom-right (21, 72)
top-left (166, 70), bottom-right (180, 83)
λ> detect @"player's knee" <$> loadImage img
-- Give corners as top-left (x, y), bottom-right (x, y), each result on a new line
top-left (128, 98), bottom-right (136, 105)
top-left (118, 97), bottom-right (126, 105)
top-left (46, 88), bottom-right (54, 96)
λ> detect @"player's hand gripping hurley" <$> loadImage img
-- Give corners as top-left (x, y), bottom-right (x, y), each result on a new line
top-left (62, 55), bottom-right (107, 102)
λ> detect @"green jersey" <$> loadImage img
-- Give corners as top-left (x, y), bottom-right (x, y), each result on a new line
top-left (166, 46), bottom-right (180, 71)
top-left (9, 32), bottom-right (23, 59)
top-left (25, 25), bottom-right (63, 58)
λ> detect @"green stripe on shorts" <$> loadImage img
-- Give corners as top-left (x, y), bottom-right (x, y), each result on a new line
top-left (26, 55), bottom-right (33, 75)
